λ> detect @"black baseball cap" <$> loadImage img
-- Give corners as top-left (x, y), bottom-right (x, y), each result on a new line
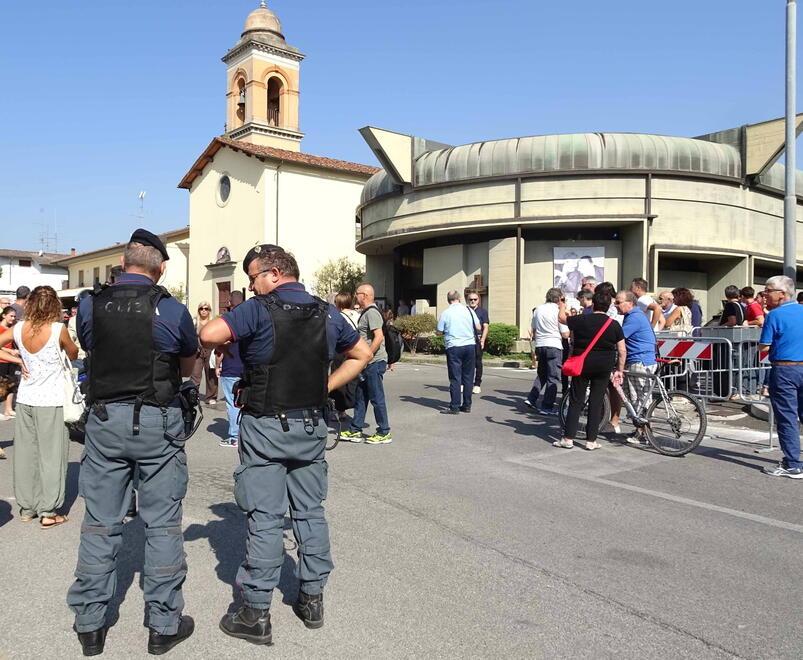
top-left (129, 228), bottom-right (169, 261)
top-left (243, 244), bottom-right (283, 273)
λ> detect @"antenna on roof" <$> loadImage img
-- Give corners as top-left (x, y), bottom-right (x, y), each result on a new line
top-left (137, 191), bottom-right (147, 220)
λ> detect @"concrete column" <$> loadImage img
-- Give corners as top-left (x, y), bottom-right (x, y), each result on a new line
top-left (488, 236), bottom-right (522, 329)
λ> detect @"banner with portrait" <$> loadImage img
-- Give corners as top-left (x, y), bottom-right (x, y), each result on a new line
top-left (553, 247), bottom-right (605, 300)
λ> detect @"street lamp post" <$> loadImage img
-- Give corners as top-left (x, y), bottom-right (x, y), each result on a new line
top-left (784, 0), bottom-right (797, 280)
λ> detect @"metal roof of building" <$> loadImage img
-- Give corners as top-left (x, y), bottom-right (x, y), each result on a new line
top-left (360, 132), bottom-right (767, 206)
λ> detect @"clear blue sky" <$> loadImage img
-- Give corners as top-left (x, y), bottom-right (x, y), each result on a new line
top-left (0, 0), bottom-right (799, 253)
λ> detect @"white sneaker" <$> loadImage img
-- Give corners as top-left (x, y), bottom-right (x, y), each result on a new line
top-left (472, 386), bottom-right (481, 395)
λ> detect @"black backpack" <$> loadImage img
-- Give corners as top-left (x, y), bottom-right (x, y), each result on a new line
top-left (359, 306), bottom-right (403, 365)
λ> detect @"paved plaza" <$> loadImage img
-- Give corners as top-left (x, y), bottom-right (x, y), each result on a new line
top-left (0, 363), bottom-right (800, 659)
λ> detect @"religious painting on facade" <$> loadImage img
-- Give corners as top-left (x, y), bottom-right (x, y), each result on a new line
top-left (553, 247), bottom-right (605, 299)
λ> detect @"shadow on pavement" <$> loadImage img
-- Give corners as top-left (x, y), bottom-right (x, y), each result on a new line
top-left (399, 395), bottom-right (446, 411)
top-left (480, 394), bottom-right (524, 411)
top-left (695, 445), bottom-right (777, 470)
top-left (423, 384), bottom-right (449, 392)
top-left (205, 419), bottom-right (229, 439)
top-left (184, 503), bottom-right (299, 610)
top-left (484, 415), bottom-right (552, 441)
top-left (64, 461), bottom-right (81, 516)
top-left (0, 499), bottom-right (11, 527)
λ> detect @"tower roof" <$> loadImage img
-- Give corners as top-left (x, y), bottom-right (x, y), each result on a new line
top-left (223, 1), bottom-right (303, 63)
top-left (242, 1), bottom-right (284, 40)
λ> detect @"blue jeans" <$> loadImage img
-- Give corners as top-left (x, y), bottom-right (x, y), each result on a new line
top-left (350, 360), bottom-right (390, 435)
top-left (768, 365), bottom-right (803, 469)
top-left (528, 346), bottom-right (562, 410)
top-left (219, 376), bottom-right (240, 439)
top-left (446, 344), bottom-right (476, 409)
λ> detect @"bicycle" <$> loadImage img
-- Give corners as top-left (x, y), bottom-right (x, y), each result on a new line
top-left (558, 360), bottom-right (707, 456)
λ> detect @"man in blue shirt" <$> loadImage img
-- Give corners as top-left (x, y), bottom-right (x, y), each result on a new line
top-left (614, 290), bottom-right (657, 445)
top-left (436, 290), bottom-right (481, 413)
top-left (467, 291), bottom-right (489, 394)
top-left (200, 244), bottom-right (370, 642)
top-left (67, 229), bottom-right (198, 656)
top-left (759, 275), bottom-right (803, 478)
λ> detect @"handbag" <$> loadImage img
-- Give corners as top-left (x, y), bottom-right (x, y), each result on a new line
top-left (561, 317), bottom-right (613, 377)
top-left (60, 350), bottom-right (85, 423)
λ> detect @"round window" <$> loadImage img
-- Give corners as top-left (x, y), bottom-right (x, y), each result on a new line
top-left (218, 174), bottom-right (231, 204)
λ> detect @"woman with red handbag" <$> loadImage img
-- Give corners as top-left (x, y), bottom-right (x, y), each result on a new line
top-left (555, 289), bottom-right (626, 450)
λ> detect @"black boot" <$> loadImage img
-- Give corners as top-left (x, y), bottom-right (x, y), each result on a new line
top-left (147, 615), bottom-right (194, 655)
top-left (219, 606), bottom-right (272, 645)
top-left (75, 626), bottom-right (108, 656)
top-left (292, 591), bottom-right (324, 629)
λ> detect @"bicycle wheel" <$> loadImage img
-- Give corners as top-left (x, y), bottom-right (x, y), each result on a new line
top-left (558, 388), bottom-right (611, 440)
top-left (643, 390), bottom-right (706, 456)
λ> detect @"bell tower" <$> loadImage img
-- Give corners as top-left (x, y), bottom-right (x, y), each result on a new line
top-left (223, 1), bottom-right (304, 151)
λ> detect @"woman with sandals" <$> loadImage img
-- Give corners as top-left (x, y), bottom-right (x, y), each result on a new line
top-left (0, 286), bottom-right (78, 528)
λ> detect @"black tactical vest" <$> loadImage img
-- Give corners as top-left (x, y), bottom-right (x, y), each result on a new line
top-left (87, 283), bottom-right (181, 406)
top-left (241, 294), bottom-right (330, 417)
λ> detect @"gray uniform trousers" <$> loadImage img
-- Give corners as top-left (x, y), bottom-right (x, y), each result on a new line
top-left (66, 402), bottom-right (188, 635)
top-left (234, 414), bottom-right (333, 609)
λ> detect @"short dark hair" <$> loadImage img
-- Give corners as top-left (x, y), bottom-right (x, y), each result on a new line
top-left (243, 244), bottom-right (300, 279)
top-left (578, 290), bottom-right (593, 302)
top-left (596, 281), bottom-right (616, 298)
top-left (15, 286), bottom-right (30, 300)
top-left (671, 287), bottom-right (694, 307)
top-left (740, 286), bottom-right (755, 298)
top-left (724, 285), bottom-right (740, 299)
top-left (592, 290), bottom-right (612, 312)
top-left (797, 291), bottom-right (803, 303)
top-left (1, 306), bottom-right (14, 319)
top-left (631, 278), bottom-right (649, 292)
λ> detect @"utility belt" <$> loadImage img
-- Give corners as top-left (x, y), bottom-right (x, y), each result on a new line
top-left (242, 405), bottom-right (324, 433)
top-left (234, 381), bottom-right (325, 431)
top-left (91, 381), bottom-right (202, 441)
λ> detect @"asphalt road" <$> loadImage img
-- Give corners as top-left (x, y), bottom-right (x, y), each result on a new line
top-left (0, 363), bottom-right (800, 659)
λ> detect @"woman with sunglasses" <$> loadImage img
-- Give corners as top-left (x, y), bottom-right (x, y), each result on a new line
top-left (191, 302), bottom-right (219, 404)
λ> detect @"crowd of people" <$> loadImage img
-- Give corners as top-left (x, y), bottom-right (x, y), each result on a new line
top-left (521, 275), bottom-right (802, 478)
top-left (0, 227), bottom-right (800, 655)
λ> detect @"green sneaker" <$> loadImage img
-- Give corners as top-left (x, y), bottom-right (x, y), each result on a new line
top-left (364, 433), bottom-right (393, 445)
top-left (339, 430), bottom-right (364, 443)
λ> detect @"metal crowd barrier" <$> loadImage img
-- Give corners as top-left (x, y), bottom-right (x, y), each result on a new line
top-left (655, 327), bottom-right (776, 453)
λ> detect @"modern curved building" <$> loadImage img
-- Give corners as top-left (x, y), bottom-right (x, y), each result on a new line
top-left (357, 119), bottom-right (803, 336)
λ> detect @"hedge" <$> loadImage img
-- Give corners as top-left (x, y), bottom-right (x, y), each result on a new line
top-left (485, 323), bottom-right (519, 356)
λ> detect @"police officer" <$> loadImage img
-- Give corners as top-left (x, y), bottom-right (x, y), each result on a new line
top-left (67, 229), bottom-right (198, 656)
top-left (200, 244), bottom-right (370, 645)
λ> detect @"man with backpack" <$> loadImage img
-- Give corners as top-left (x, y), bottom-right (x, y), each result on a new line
top-left (340, 283), bottom-right (393, 444)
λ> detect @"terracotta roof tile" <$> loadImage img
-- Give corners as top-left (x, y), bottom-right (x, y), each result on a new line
top-left (178, 136), bottom-right (379, 189)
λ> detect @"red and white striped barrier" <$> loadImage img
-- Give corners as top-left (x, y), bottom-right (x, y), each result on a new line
top-left (760, 348), bottom-right (770, 364)
top-left (657, 339), bottom-right (713, 360)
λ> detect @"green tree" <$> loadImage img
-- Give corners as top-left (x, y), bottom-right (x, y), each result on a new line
top-left (166, 283), bottom-right (186, 303)
top-left (313, 257), bottom-right (365, 297)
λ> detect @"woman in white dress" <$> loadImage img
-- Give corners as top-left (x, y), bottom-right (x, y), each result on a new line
top-left (0, 286), bottom-right (78, 528)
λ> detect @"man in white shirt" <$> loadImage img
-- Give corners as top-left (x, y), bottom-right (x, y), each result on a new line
top-left (525, 288), bottom-right (569, 415)
top-left (630, 278), bottom-right (665, 330)
top-left (436, 291), bottom-right (481, 413)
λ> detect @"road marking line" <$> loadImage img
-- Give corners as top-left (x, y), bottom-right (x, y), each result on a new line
top-left (520, 461), bottom-right (803, 534)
